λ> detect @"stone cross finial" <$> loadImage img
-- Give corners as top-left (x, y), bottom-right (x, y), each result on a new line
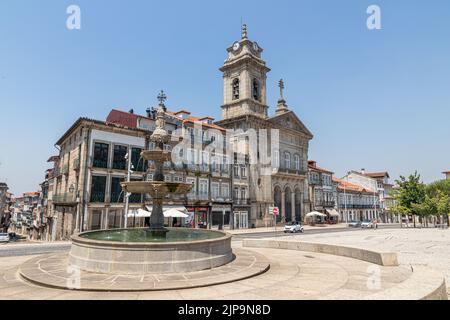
top-left (157, 90), bottom-right (167, 106)
top-left (242, 24), bottom-right (248, 39)
top-left (278, 79), bottom-right (285, 99)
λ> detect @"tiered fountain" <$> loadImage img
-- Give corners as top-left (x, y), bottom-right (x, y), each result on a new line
top-left (68, 97), bottom-right (233, 275)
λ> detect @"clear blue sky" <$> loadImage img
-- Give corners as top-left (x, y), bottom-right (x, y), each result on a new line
top-left (1, 0), bottom-right (449, 195)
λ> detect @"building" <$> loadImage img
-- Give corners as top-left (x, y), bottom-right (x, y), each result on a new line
top-left (342, 170), bottom-right (381, 221)
top-left (361, 171), bottom-right (395, 222)
top-left (443, 171), bottom-right (450, 180)
top-left (215, 25), bottom-right (313, 226)
top-left (334, 177), bottom-right (378, 222)
top-left (307, 161), bottom-right (336, 219)
top-left (0, 183), bottom-right (12, 232)
top-left (9, 191), bottom-right (40, 236)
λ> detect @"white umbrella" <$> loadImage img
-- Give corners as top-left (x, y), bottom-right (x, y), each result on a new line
top-left (163, 208), bottom-right (188, 218)
top-left (305, 211), bottom-right (326, 218)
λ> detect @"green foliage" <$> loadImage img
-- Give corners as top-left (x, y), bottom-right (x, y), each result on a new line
top-left (392, 171), bottom-right (426, 216)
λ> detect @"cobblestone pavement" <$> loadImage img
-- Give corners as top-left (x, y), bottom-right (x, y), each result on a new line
top-left (277, 228), bottom-right (450, 298)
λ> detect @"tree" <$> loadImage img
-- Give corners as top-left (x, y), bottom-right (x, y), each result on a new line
top-left (392, 172), bottom-right (426, 228)
top-left (426, 180), bottom-right (450, 227)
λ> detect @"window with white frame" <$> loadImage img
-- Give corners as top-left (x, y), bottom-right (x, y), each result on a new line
top-left (199, 179), bottom-right (208, 198)
top-left (294, 154), bottom-right (300, 170)
top-left (241, 166), bottom-right (246, 178)
top-left (221, 183), bottom-right (229, 198)
top-left (284, 152), bottom-right (291, 169)
top-left (211, 182), bottom-right (219, 198)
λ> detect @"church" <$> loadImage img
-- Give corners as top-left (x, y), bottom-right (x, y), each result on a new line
top-left (215, 25), bottom-right (314, 227)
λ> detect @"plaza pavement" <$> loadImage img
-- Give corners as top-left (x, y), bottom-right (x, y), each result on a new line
top-left (0, 228), bottom-right (448, 300)
top-left (276, 228), bottom-right (450, 298)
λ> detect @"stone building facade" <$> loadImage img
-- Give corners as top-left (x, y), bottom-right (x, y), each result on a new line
top-left (215, 25), bottom-right (313, 226)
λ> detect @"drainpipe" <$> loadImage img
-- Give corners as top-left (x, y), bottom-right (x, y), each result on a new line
top-left (81, 126), bottom-right (91, 232)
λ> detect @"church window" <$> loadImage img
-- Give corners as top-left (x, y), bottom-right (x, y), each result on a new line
top-left (252, 78), bottom-right (260, 101)
top-left (232, 78), bottom-right (240, 100)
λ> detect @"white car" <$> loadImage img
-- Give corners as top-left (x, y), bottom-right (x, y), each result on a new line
top-left (0, 233), bottom-right (9, 243)
top-left (361, 220), bottom-right (374, 228)
top-left (284, 221), bottom-right (304, 233)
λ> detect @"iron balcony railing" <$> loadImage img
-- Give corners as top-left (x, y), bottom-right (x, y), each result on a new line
top-left (52, 193), bottom-right (76, 204)
top-left (90, 192), bottom-right (106, 203)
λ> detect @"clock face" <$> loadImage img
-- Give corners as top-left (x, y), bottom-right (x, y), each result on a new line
top-left (232, 42), bottom-right (240, 51)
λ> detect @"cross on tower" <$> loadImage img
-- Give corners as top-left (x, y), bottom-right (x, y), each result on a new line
top-left (278, 79), bottom-right (285, 100)
top-left (157, 90), bottom-right (167, 105)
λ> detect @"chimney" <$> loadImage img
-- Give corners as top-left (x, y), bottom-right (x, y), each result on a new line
top-left (361, 168), bottom-right (366, 175)
top-left (146, 107), bottom-right (151, 118)
top-left (129, 109), bottom-right (134, 114)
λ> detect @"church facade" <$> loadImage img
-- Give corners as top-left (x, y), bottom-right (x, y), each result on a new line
top-left (215, 25), bottom-right (313, 227)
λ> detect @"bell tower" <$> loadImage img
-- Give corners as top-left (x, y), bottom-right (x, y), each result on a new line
top-left (220, 25), bottom-right (271, 120)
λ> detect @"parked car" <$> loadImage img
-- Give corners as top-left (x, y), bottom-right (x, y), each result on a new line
top-left (361, 220), bottom-right (374, 228)
top-left (0, 233), bottom-right (10, 243)
top-left (348, 220), bottom-right (361, 228)
top-left (284, 221), bottom-right (304, 233)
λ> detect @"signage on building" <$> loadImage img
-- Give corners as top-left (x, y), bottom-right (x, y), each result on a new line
top-left (269, 206), bottom-right (279, 216)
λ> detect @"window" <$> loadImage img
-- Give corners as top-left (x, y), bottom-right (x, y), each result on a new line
top-left (186, 177), bottom-right (196, 198)
top-left (199, 179), bottom-right (208, 199)
top-left (252, 78), bottom-right (260, 101)
top-left (234, 165), bottom-right (240, 178)
top-left (212, 183), bottom-right (219, 198)
top-left (232, 78), bottom-right (240, 100)
top-left (93, 143), bottom-right (109, 168)
top-left (294, 154), bottom-right (300, 171)
top-left (241, 166), bottom-right (247, 178)
top-left (131, 147), bottom-right (145, 172)
top-left (129, 178), bottom-right (143, 203)
top-left (240, 188), bottom-right (247, 200)
top-left (112, 145), bottom-right (127, 170)
top-left (110, 177), bottom-right (124, 203)
top-left (284, 152), bottom-right (291, 169)
top-left (221, 184), bottom-right (229, 198)
top-left (234, 187), bottom-right (240, 200)
top-left (108, 210), bottom-right (122, 229)
top-left (90, 175), bottom-right (106, 202)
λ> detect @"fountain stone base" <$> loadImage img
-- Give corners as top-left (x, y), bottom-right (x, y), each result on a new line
top-left (69, 229), bottom-right (233, 275)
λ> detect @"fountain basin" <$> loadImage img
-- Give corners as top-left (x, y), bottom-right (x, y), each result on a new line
top-left (69, 228), bottom-right (233, 275)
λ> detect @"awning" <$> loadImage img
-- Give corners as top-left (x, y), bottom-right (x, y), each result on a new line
top-left (305, 211), bottom-right (327, 218)
top-left (326, 209), bottom-right (340, 217)
top-left (127, 206), bottom-right (188, 218)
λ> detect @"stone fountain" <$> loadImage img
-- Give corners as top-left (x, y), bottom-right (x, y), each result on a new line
top-left (66, 95), bottom-right (234, 275)
top-left (120, 100), bottom-right (192, 237)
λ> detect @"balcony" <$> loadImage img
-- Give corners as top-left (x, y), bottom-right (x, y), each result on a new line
top-left (277, 167), bottom-right (307, 176)
top-left (234, 198), bottom-right (249, 205)
top-left (315, 201), bottom-right (335, 208)
top-left (90, 192), bottom-right (106, 203)
top-left (52, 193), bottom-right (76, 205)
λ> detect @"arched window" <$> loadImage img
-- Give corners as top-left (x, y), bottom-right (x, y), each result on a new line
top-left (232, 78), bottom-right (240, 100)
top-left (284, 152), bottom-right (291, 169)
top-left (252, 78), bottom-right (260, 101)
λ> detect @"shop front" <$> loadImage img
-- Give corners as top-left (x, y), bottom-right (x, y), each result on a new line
top-left (211, 204), bottom-right (232, 229)
top-left (186, 206), bottom-right (209, 229)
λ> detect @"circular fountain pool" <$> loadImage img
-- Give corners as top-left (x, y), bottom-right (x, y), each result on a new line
top-left (69, 228), bottom-right (233, 275)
